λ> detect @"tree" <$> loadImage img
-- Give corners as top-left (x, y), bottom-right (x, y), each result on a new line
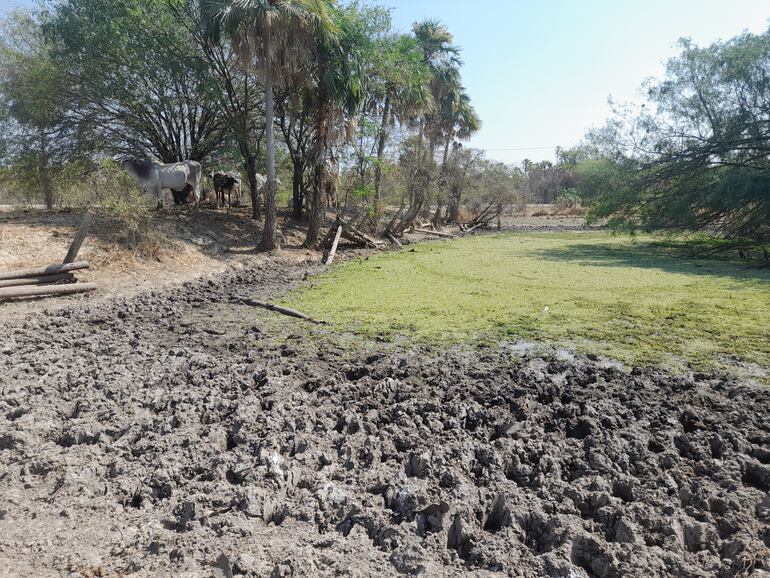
top-left (276, 92), bottom-right (312, 219)
top-left (370, 34), bottom-right (434, 202)
top-left (304, 2), bottom-right (372, 246)
top-left (203, 0), bottom-right (337, 251)
top-left (411, 19), bottom-right (471, 227)
top-left (0, 11), bottom-right (81, 209)
top-left (412, 18), bottom-right (462, 149)
top-left (46, 0), bottom-right (226, 163)
top-left (580, 31), bottom-right (770, 256)
top-left (433, 87), bottom-right (480, 224)
top-left (465, 158), bottom-right (520, 228)
top-left (391, 135), bottom-right (438, 234)
top-left (444, 144), bottom-right (482, 223)
top-left (182, 0), bottom-right (267, 218)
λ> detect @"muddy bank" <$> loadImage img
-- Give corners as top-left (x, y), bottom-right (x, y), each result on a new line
top-left (0, 262), bottom-right (768, 577)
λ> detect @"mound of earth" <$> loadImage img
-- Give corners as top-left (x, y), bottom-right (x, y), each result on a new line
top-left (0, 262), bottom-right (768, 577)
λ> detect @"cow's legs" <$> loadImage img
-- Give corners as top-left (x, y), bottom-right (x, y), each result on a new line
top-left (193, 183), bottom-right (201, 207)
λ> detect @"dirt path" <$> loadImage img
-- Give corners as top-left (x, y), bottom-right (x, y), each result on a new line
top-left (0, 261), bottom-right (768, 577)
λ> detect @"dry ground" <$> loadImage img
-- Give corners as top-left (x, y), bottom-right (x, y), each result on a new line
top-left (1, 208), bottom-right (767, 578)
top-left (1, 259), bottom-right (768, 578)
top-left (0, 207), bottom-right (319, 319)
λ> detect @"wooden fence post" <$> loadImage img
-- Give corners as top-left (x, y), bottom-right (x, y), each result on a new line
top-left (64, 213), bottom-right (94, 264)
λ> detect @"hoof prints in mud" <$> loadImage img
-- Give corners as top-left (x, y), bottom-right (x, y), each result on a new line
top-left (0, 262), bottom-right (769, 577)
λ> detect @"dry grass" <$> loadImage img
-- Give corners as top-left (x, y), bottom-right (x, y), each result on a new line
top-left (513, 203), bottom-right (588, 217)
top-left (0, 207), bottom-right (321, 318)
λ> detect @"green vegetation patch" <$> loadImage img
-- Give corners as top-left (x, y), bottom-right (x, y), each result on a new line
top-left (285, 232), bottom-right (770, 374)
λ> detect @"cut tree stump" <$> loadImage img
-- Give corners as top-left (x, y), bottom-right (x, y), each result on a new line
top-left (0, 261), bottom-right (90, 281)
top-left (64, 213), bottom-right (94, 264)
top-left (0, 273), bottom-right (76, 289)
top-left (0, 282), bottom-right (97, 300)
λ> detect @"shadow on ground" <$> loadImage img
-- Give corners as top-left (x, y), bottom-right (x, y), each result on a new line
top-left (534, 240), bottom-right (770, 282)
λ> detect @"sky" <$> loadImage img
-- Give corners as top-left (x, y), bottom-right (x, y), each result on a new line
top-left (384, 0), bottom-right (769, 164)
top-left (2, 0), bottom-right (769, 164)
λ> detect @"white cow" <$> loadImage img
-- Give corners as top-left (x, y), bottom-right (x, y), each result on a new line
top-left (119, 158), bottom-right (202, 207)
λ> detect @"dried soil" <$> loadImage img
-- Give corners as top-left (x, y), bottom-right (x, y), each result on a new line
top-left (0, 261), bottom-right (768, 577)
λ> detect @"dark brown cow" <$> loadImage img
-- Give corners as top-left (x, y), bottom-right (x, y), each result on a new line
top-left (211, 172), bottom-right (242, 208)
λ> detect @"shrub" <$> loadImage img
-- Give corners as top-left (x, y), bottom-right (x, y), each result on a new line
top-left (88, 160), bottom-right (168, 256)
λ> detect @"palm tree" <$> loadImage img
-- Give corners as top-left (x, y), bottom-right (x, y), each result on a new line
top-left (412, 20), bottom-right (461, 68)
top-left (411, 20), bottom-right (474, 225)
top-left (438, 89), bottom-right (480, 167)
top-left (201, 0), bottom-right (336, 250)
top-left (435, 88), bottom-right (480, 224)
top-left (304, 4), bottom-right (368, 246)
top-left (412, 19), bottom-right (462, 147)
top-left (372, 34), bottom-right (434, 202)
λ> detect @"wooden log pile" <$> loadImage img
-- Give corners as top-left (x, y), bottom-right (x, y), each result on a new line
top-left (0, 214), bottom-right (97, 301)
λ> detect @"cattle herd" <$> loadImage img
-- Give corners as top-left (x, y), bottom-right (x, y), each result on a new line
top-left (118, 157), bottom-right (260, 209)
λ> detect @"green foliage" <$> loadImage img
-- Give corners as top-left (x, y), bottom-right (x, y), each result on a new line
top-left (374, 33), bottom-right (435, 119)
top-left (582, 31), bottom-right (770, 251)
top-left (0, 0), bottom-right (482, 245)
top-left (352, 183), bottom-right (374, 199)
top-left (286, 232), bottom-right (770, 376)
top-left (45, 0), bottom-right (225, 162)
top-left (574, 159), bottom-right (635, 225)
top-left (556, 188), bottom-right (581, 209)
top-left (0, 10), bottom-right (82, 208)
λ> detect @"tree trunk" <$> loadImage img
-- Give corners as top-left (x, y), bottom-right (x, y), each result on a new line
top-left (434, 136), bottom-right (452, 226)
top-left (260, 58), bottom-right (277, 251)
top-left (447, 190), bottom-right (460, 224)
top-left (305, 162), bottom-right (325, 247)
top-left (373, 94), bottom-right (391, 202)
top-left (39, 128), bottom-right (54, 210)
top-left (292, 157), bottom-right (305, 220)
top-left (432, 200), bottom-right (444, 226)
top-left (305, 88), bottom-right (332, 247)
top-left (441, 136), bottom-right (451, 169)
top-left (245, 153), bottom-right (260, 220)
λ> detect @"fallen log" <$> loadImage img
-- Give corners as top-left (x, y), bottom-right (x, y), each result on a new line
top-left (320, 223), bottom-right (340, 252)
top-left (0, 282), bottom-right (97, 301)
top-left (412, 227), bottom-right (454, 238)
top-left (239, 298), bottom-right (326, 325)
top-left (344, 222), bottom-right (385, 248)
top-left (64, 213), bottom-right (94, 264)
top-left (384, 204), bottom-right (404, 236)
top-left (386, 233), bottom-right (402, 248)
top-left (0, 273), bottom-right (76, 289)
top-left (460, 223), bottom-right (483, 236)
top-left (0, 261), bottom-right (90, 281)
top-left (325, 225), bottom-right (343, 265)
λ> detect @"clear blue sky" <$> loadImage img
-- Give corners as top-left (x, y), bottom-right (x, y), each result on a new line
top-left (385, 0), bottom-right (769, 164)
top-left (3, 0), bottom-right (769, 164)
